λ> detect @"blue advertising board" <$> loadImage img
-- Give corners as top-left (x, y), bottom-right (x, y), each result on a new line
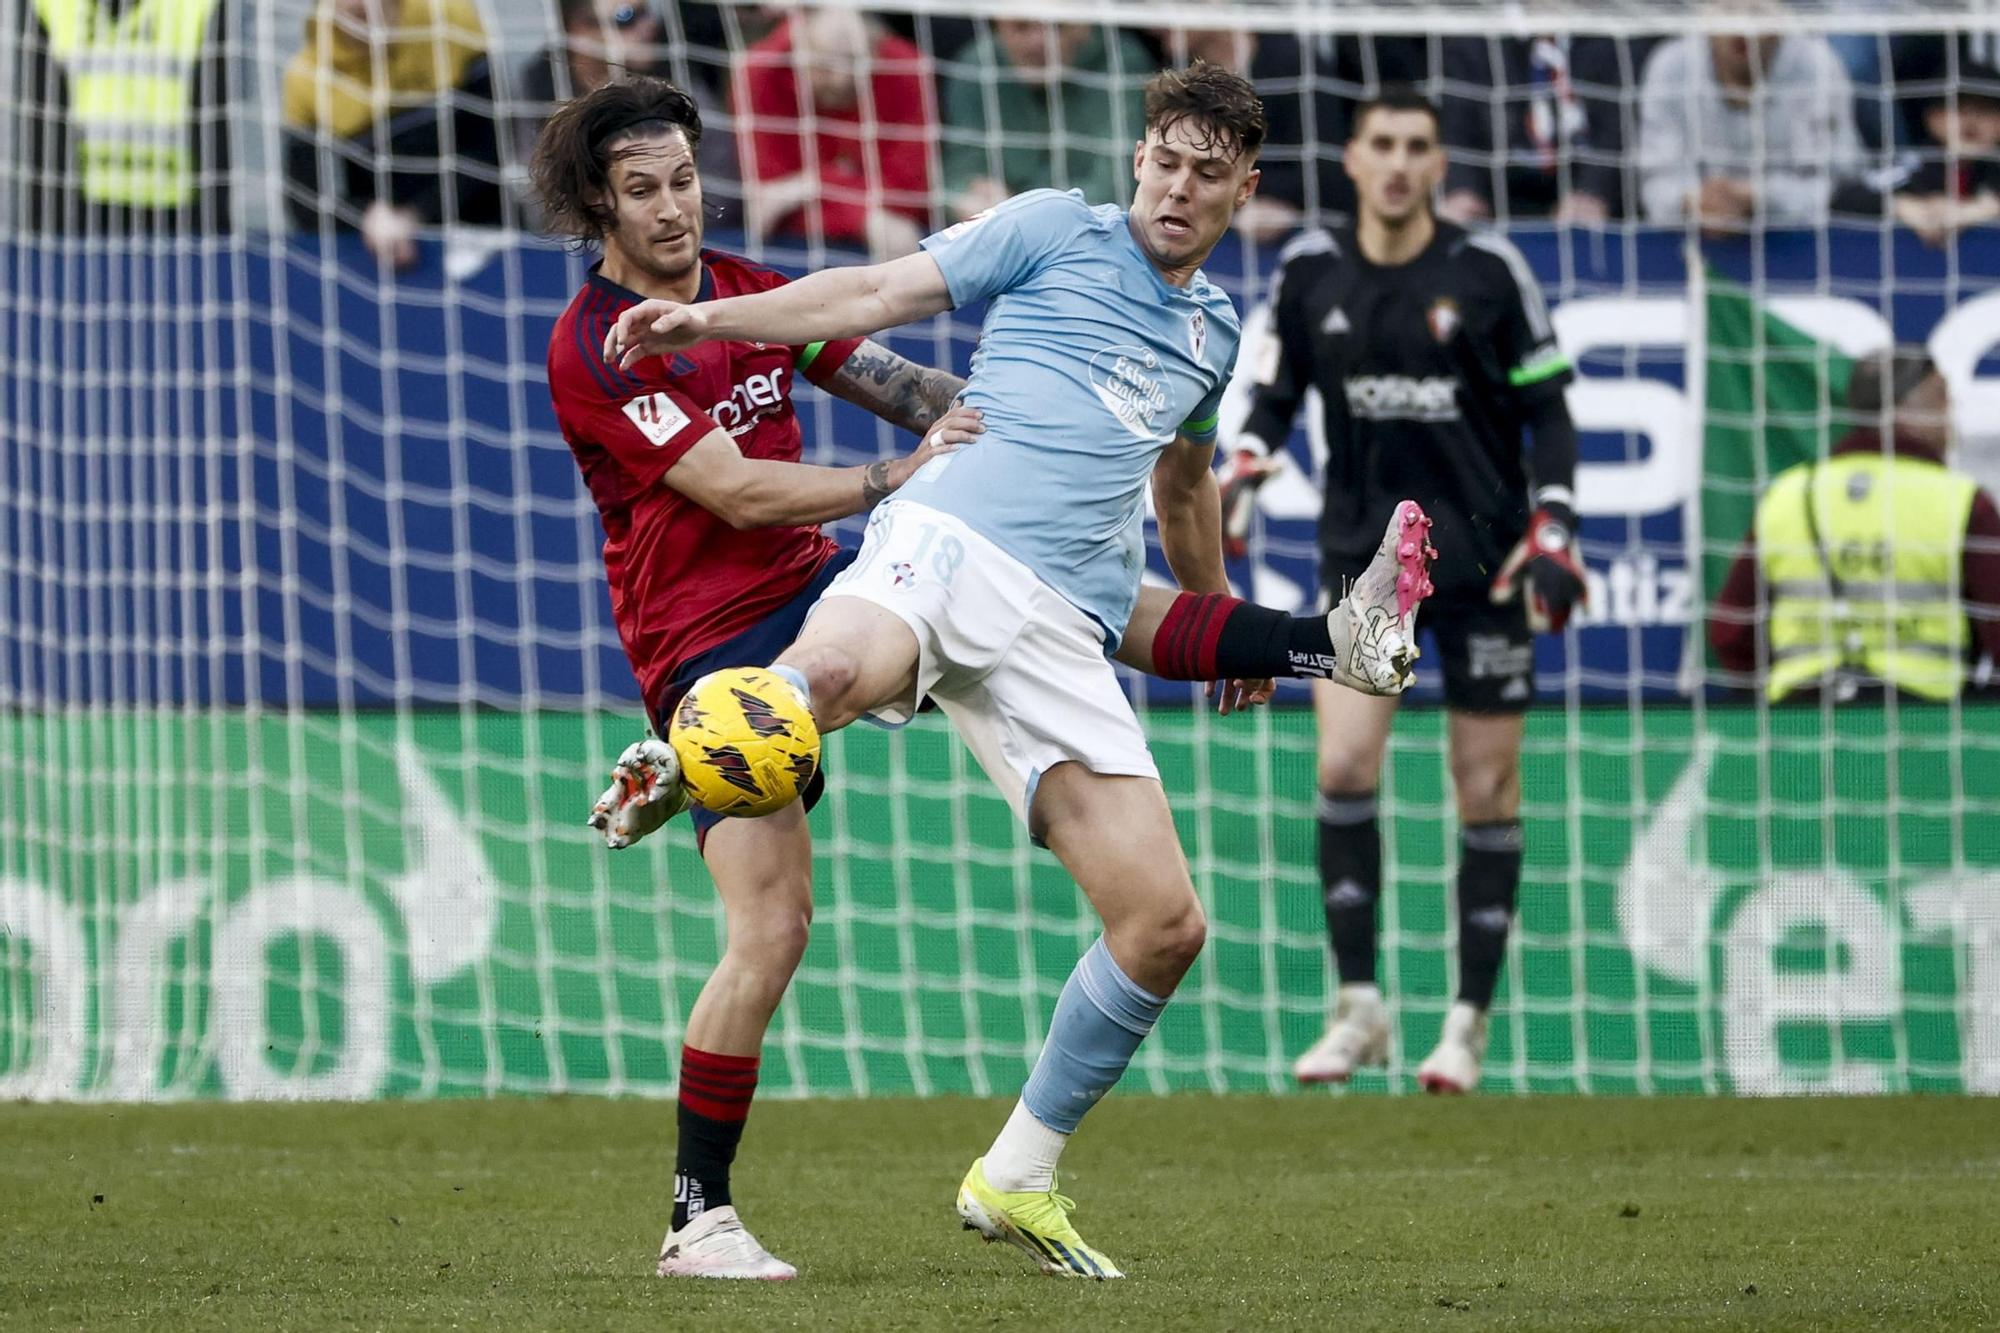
top-left (4, 225), bottom-right (1999, 709)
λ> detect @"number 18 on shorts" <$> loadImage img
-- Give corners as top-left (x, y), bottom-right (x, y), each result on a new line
top-left (818, 500), bottom-right (1159, 829)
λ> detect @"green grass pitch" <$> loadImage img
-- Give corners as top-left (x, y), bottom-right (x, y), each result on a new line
top-left (4, 1096), bottom-right (1995, 1329)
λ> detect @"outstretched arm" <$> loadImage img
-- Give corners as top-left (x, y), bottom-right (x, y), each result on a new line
top-left (821, 339), bottom-right (967, 437)
top-left (608, 252), bottom-right (954, 372)
top-left (663, 411), bottom-right (975, 530)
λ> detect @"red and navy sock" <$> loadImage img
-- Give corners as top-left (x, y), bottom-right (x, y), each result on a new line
top-left (1151, 591), bottom-right (1338, 681)
top-left (672, 1046), bottom-right (759, 1231)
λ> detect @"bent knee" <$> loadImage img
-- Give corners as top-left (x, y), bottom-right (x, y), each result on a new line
top-left (731, 898), bottom-right (813, 972)
top-left (1451, 764), bottom-right (1521, 823)
top-left (779, 648), bottom-right (858, 729)
top-left (1144, 896), bottom-right (1207, 975)
top-left (1162, 902), bottom-right (1208, 969)
top-left (1318, 753), bottom-right (1382, 797)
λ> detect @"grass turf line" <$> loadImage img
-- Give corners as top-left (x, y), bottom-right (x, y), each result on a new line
top-left (2, 1096), bottom-right (1995, 1330)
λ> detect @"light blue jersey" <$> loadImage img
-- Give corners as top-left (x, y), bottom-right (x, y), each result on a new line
top-left (901, 189), bottom-right (1241, 646)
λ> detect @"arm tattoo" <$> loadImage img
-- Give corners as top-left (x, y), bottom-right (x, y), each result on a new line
top-left (861, 459), bottom-right (894, 508)
top-left (827, 339), bottom-right (965, 436)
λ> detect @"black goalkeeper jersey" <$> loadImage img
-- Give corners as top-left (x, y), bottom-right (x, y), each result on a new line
top-left (1240, 221), bottom-right (1574, 597)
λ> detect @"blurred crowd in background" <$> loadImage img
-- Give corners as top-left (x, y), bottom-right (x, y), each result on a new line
top-left (12, 1), bottom-right (2000, 267)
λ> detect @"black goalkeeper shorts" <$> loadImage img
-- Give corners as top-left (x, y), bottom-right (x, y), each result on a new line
top-left (1322, 559), bottom-right (1535, 714)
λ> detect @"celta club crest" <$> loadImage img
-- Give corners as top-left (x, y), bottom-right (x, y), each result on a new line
top-left (701, 744), bottom-right (763, 796)
top-left (730, 686), bottom-right (793, 739)
top-left (1427, 298), bottom-right (1461, 343)
top-left (1189, 308), bottom-right (1207, 359)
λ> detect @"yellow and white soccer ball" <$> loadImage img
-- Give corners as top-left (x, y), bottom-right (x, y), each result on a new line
top-left (667, 666), bottom-right (821, 818)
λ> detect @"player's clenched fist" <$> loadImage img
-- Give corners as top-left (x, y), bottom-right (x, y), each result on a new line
top-left (604, 298), bottom-right (710, 370)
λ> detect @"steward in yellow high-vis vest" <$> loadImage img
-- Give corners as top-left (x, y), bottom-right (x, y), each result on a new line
top-left (32, 0), bottom-right (224, 210)
top-left (1708, 349), bottom-right (2000, 702)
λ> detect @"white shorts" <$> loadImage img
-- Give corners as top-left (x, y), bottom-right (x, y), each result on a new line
top-left (815, 500), bottom-right (1159, 828)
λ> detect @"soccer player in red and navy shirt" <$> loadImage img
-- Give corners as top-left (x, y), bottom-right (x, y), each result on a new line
top-left (537, 76), bottom-right (1421, 1282)
top-left (535, 78), bottom-right (972, 1281)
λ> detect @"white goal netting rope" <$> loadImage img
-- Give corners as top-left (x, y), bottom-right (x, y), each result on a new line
top-left (2, 0), bottom-right (1997, 1100)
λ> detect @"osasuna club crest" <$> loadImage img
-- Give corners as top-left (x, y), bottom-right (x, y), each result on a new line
top-left (1188, 308), bottom-right (1206, 359)
top-left (1427, 297), bottom-right (1461, 343)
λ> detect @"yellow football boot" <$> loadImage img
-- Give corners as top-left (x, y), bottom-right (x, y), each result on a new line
top-left (954, 1157), bottom-right (1125, 1280)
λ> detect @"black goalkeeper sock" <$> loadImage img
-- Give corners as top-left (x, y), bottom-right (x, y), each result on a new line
top-left (1456, 821), bottom-right (1523, 1010)
top-left (1152, 591), bottom-right (1338, 680)
top-left (1317, 791), bottom-right (1382, 986)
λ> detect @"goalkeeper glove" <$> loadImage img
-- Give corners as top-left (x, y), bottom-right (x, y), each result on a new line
top-left (1489, 503), bottom-right (1587, 633)
top-left (587, 737), bottom-right (691, 850)
top-left (1218, 444), bottom-right (1282, 560)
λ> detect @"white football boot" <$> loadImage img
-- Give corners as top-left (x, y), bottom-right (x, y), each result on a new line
top-left (1327, 500), bottom-right (1436, 695)
top-left (1416, 1001), bottom-right (1489, 1095)
top-left (656, 1205), bottom-right (797, 1280)
top-left (1292, 983), bottom-right (1391, 1085)
top-left (587, 737), bottom-right (691, 850)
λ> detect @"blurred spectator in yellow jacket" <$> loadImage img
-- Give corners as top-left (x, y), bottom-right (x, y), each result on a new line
top-left (282, 0), bottom-right (505, 269)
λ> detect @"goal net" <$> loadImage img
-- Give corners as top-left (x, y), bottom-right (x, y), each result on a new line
top-left (3, 0), bottom-right (1997, 1100)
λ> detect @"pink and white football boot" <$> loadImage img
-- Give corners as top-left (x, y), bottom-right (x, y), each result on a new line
top-left (1327, 500), bottom-right (1437, 695)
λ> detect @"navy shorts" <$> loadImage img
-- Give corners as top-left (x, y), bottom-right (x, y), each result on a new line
top-left (649, 548), bottom-right (857, 849)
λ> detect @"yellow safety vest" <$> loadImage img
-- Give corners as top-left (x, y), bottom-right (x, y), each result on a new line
top-left (1756, 452), bottom-right (1977, 702)
top-left (32, 0), bottom-right (221, 208)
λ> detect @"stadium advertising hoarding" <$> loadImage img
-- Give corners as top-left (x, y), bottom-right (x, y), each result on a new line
top-left (10, 228), bottom-right (2000, 711)
top-left (4, 227), bottom-right (1999, 1103)
top-left (2, 706), bottom-right (1995, 1100)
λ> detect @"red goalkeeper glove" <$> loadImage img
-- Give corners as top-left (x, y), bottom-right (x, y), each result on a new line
top-left (1489, 504), bottom-right (1587, 633)
top-left (1218, 446), bottom-right (1281, 560)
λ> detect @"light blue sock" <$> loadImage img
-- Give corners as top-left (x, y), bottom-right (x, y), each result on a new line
top-left (769, 663), bottom-right (811, 708)
top-left (1021, 937), bottom-right (1168, 1133)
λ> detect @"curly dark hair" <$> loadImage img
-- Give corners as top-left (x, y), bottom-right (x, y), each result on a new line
top-left (1143, 61), bottom-right (1267, 162)
top-left (531, 76), bottom-right (703, 243)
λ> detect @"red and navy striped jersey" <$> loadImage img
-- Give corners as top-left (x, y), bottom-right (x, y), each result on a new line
top-left (547, 251), bottom-right (861, 710)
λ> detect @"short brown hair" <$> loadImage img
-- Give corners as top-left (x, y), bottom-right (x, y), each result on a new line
top-left (531, 76), bottom-right (703, 244)
top-left (1144, 61), bottom-right (1266, 162)
top-left (1351, 84), bottom-right (1440, 139)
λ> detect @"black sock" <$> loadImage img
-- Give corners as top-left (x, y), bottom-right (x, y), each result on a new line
top-left (1151, 592), bottom-right (1338, 680)
top-left (1215, 600), bottom-right (1339, 679)
top-left (673, 1106), bottom-right (740, 1230)
top-left (1456, 821), bottom-right (1523, 1010)
top-left (672, 1046), bottom-right (758, 1231)
top-left (1317, 791), bottom-right (1381, 985)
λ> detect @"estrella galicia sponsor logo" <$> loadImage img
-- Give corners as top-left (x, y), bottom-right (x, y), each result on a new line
top-left (1089, 345), bottom-right (1171, 440)
top-left (1343, 374), bottom-right (1462, 423)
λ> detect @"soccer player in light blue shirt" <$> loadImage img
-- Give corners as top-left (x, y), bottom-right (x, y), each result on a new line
top-left (895, 184), bottom-right (1242, 645)
top-left (608, 64), bottom-right (1432, 1279)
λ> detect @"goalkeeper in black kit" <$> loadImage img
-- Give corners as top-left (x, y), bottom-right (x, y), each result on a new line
top-left (1225, 86), bottom-right (1584, 1092)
